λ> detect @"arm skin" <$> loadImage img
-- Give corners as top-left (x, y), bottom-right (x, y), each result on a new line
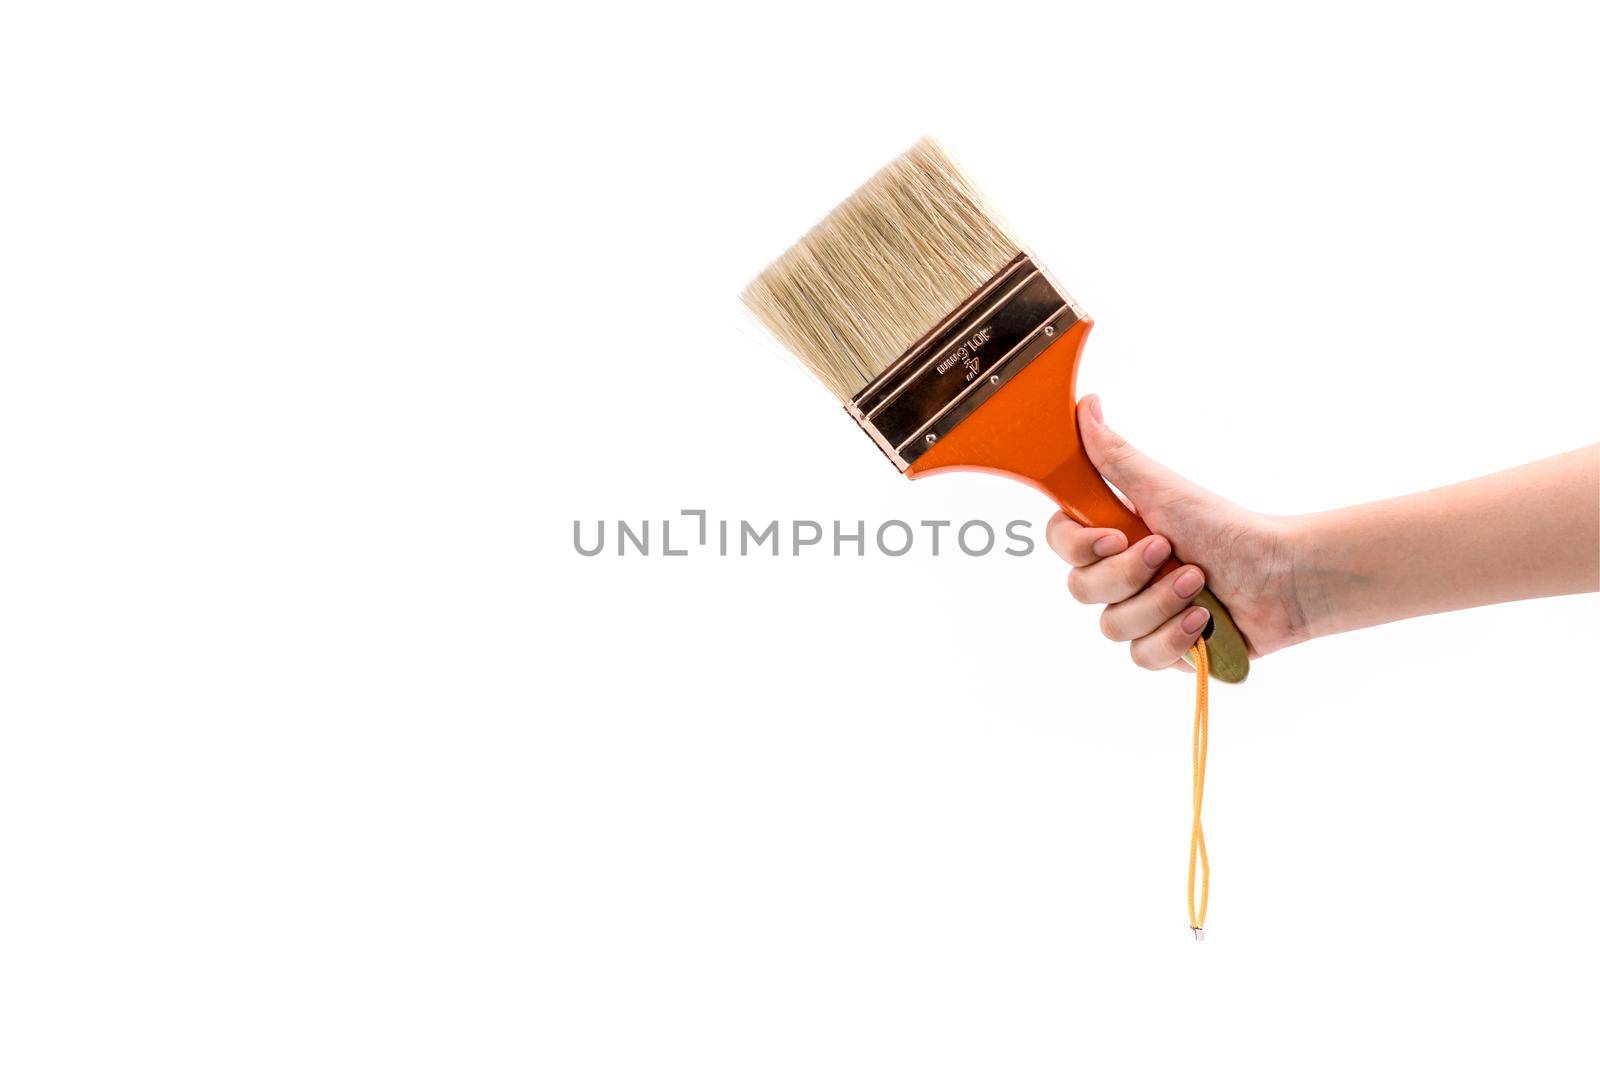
top-left (1046, 394), bottom-right (1600, 672)
top-left (1292, 445), bottom-right (1600, 639)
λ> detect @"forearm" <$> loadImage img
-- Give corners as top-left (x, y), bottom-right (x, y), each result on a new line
top-left (1290, 446), bottom-right (1600, 639)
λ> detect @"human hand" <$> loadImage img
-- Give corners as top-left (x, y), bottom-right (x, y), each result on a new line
top-left (1046, 395), bottom-right (1308, 671)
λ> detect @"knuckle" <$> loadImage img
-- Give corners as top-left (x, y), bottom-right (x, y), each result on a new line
top-left (1098, 609), bottom-right (1123, 641)
top-left (1047, 511), bottom-right (1081, 534)
top-left (1129, 643), bottom-right (1164, 671)
top-left (1049, 528), bottom-right (1090, 565)
top-left (1100, 431), bottom-right (1133, 461)
top-left (1066, 569), bottom-right (1093, 604)
top-left (1061, 532), bottom-right (1095, 565)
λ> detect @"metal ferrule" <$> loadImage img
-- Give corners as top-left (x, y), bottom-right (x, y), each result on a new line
top-left (845, 253), bottom-right (1084, 471)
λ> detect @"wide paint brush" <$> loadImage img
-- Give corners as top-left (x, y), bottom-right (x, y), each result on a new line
top-left (742, 138), bottom-right (1250, 683)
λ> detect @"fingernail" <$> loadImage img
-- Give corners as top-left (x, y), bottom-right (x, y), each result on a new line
top-left (1182, 607), bottom-right (1210, 635)
top-left (1174, 567), bottom-right (1204, 598)
top-left (1092, 533), bottom-right (1123, 557)
top-left (1141, 537), bottom-right (1170, 568)
top-left (1083, 395), bottom-right (1103, 424)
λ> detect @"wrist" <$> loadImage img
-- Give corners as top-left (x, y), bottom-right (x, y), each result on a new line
top-left (1280, 508), bottom-right (1357, 642)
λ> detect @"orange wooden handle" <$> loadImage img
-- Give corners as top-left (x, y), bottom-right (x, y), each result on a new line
top-left (905, 318), bottom-right (1248, 682)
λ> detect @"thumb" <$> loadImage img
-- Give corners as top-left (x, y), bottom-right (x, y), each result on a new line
top-left (1077, 394), bottom-right (1184, 505)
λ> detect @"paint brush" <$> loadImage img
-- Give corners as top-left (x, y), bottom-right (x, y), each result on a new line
top-left (742, 138), bottom-right (1250, 682)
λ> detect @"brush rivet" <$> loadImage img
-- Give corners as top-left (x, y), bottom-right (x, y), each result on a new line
top-left (1043, 325), bottom-right (1056, 337)
top-left (989, 375), bottom-right (1000, 386)
top-left (925, 433), bottom-right (937, 445)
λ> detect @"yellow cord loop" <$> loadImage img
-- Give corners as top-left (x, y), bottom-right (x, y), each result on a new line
top-left (1188, 636), bottom-right (1210, 939)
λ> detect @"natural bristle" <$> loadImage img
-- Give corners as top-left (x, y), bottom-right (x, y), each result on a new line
top-left (742, 138), bottom-right (1022, 401)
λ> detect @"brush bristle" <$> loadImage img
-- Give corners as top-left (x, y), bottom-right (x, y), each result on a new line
top-left (742, 138), bottom-right (1022, 401)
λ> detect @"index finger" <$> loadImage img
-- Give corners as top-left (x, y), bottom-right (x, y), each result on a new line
top-left (1046, 512), bottom-right (1129, 567)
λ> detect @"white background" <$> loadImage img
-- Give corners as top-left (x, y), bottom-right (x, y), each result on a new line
top-left (2, 1), bottom-right (1597, 1063)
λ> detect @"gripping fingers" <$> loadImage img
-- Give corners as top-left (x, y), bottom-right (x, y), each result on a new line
top-left (1099, 564), bottom-right (1206, 642)
top-left (1129, 605), bottom-right (1212, 671)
